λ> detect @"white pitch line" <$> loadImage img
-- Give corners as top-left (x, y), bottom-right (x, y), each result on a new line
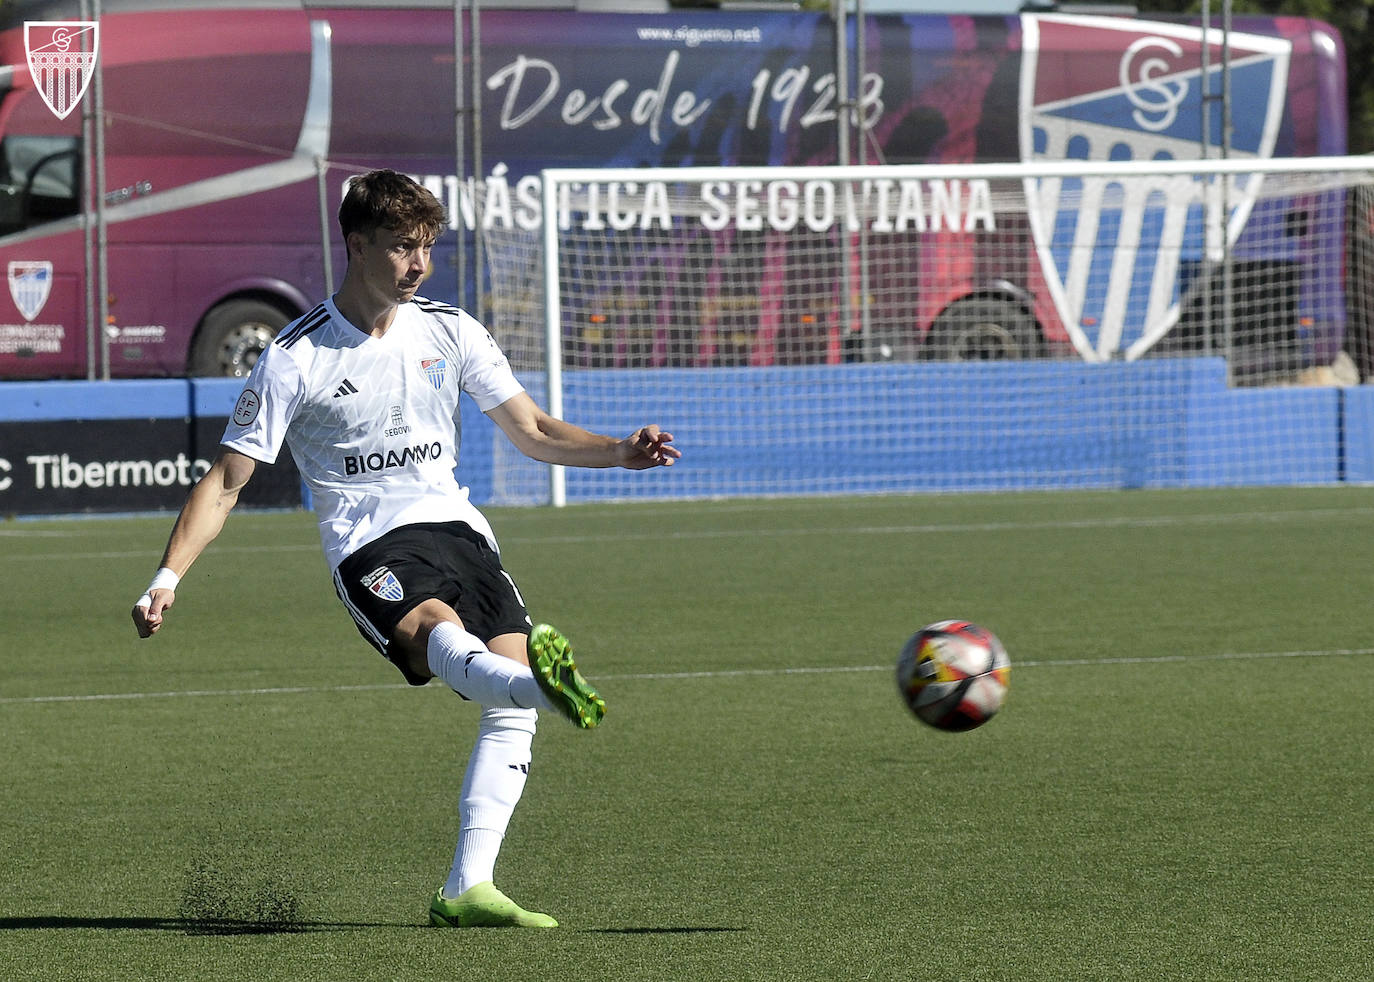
top-left (10, 504), bottom-right (1374, 562)
top-left (605, 645), bottom-right (1374, 680)
top-left (0, 682), bottom-right (411, 705)
top-left (7, 543), bottom-right (321, 562)
top-left (2, 646), bottom-right (1369, 707)
top-left (506, 506), bottom-right (1374, 546)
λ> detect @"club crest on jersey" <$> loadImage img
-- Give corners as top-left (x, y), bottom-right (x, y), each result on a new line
top-left (420, 357), bottom-right (446, 390)
top-left (384, 404), bottom-right (410, 438)
top-left (1019, 13), bottom-right (1290, 362)
top-left (361, 566), bottom-right (404, 603)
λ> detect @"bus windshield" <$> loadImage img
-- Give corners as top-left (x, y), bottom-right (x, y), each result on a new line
top-left (0, 132), bottom-right (80, 235)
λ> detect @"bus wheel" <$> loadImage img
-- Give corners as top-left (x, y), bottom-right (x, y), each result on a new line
top-left (189, 299), bottom-right (292, 377)
top-left (926, 298), bottom-right (1042, 361)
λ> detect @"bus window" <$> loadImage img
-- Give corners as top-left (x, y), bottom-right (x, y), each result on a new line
top-left (0, 134), bottom-right (79, 234)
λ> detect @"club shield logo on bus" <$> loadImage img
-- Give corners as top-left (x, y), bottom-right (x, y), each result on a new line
top-left (24, 21), bottom-right (99, 121)
top-left (8, 261), bottom-right (53, 322)
top-left (1020, 14), bottom-right (1290, 362)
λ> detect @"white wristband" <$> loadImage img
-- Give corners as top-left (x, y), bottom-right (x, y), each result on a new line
top-left (136, 567), bottom-right (180, 608)
top-left (149, 567), bottom-right (180, 592)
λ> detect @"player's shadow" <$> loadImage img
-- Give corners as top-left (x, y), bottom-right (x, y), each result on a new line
top-left (583, 926), bottom-right (748, 935)
top-left (1, 916), bottom-right (743, 936)
top-left (0, 915), bottom-right (424, 935)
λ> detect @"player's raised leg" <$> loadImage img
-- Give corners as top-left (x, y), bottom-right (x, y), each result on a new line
top-left (421, 615), bottom-right (606, 729)
top-left (424, 620), bottom-right (552, 710)
top-left (528, 623), bottom-right (606, 729)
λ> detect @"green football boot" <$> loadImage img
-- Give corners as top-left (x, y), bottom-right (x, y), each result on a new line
top-left (428, 882), bottom-right (558, 928)
top-left (528, 623), bottom-right (607, 729)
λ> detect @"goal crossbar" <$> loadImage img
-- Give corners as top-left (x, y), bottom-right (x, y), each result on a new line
top-left (540, 155), bottom-right (1374, 190)
top-left (508, 157), bottom-right (1374, 506)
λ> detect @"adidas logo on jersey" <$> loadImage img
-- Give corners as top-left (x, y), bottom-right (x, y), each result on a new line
top-left (333, 379), bottom-right (359, 398)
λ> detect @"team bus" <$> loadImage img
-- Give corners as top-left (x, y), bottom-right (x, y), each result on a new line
top-left (0, 0), bottom-right (1348, 379)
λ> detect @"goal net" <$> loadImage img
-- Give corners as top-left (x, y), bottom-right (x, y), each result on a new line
top-left (482, 158), bottom-right (1374, 505)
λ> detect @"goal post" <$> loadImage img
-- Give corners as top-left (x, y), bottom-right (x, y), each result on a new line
top-left (481, 156), bottom-right (1374, 506)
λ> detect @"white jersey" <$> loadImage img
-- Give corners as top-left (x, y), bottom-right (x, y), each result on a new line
top-left (221, 296), bottom-right (524, 570)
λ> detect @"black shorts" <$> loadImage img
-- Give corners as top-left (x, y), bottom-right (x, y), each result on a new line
top-left (332, 521), bottom-right (532, 685)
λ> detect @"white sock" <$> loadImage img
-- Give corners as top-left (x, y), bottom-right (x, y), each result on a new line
top-left (443, 706), bottom-right (538, 898)
top-left (426, 622), bottom-right (551, 711)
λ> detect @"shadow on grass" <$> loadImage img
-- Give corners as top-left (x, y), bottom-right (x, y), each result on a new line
top-left (1, 917), bottom-right (745, 936)
top-left (0, 915), bottom-right (425, 935)
top-left (583, 926), bottom-right (749, 935)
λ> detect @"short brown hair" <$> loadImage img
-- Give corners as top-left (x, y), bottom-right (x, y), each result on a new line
top-left (338, 169), bottom-right (447, 243)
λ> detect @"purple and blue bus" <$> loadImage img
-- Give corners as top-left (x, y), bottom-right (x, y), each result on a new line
top-left (0, 0), bottom-right (1348, 379)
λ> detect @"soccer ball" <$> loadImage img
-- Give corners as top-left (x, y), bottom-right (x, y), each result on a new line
top-left (895, 620), bottom-right (1010, 731)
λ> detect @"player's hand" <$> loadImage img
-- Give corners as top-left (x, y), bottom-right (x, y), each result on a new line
top-left (619, 426), bottom-right (680, 470)
top-left (132, 589), bottom-right (175, 638)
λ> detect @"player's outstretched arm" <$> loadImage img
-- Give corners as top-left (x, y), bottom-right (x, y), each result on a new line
top-left (614, 424), bottom-right (679, 470)
top-left (486, 392), bottom-right (680, 470)
top-left (131, 449), bottom-right (257, 638)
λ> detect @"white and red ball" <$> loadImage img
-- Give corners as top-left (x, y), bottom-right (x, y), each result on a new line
top-left (896, 620), bottom-right (1010, 731)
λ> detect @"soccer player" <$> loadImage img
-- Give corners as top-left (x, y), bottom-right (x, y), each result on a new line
top-left (130, 169), bottom-right (679, 928)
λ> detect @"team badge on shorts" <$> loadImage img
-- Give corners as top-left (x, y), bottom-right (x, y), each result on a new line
top-left (420, 357), bottom-right (446, 390)
top-left (361, 565), bottom-right (404, 602)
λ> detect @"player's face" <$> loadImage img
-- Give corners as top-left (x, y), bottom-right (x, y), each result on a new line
top-left (356, 225), bottom-right (434, 304)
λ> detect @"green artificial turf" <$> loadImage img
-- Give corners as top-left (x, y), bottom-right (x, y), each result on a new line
top-left (2, 487), bottom-right (1371, 980)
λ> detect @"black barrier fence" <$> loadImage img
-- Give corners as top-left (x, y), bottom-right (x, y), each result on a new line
top-left (0, 381), bottom-right (303, 517)
top-left (0, 417), bottom-right (303, 515)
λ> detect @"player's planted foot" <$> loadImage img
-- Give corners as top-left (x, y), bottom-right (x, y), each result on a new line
top-left (428, 882), bottom-right (558, 928)
top-left (528, 623), bottom-right (607, 729)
